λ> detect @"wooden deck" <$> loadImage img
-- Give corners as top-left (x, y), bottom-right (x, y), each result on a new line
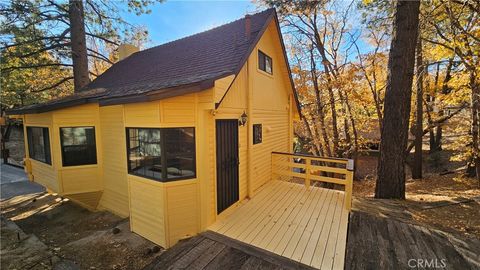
top-left (208, 180), bottom-right (349, 270)
top-left (144, 231), bottom-right (315, 270)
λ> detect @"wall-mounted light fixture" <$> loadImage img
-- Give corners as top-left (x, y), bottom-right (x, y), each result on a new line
top-left (239, 111), bottom-right (248, 126)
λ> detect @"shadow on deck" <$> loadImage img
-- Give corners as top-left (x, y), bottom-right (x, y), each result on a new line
top-left (346, 211), bottom-right (480, 270)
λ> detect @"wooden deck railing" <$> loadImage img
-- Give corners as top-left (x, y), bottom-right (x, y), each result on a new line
top-left (271, 152), bottom-right (354, 211)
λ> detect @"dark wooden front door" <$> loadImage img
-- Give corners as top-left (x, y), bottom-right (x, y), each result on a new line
top-left (216, 119), bottom-right (239, 214)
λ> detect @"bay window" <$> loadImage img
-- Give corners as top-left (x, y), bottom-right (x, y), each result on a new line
top-left (126, 127), bottom-right (196, 181)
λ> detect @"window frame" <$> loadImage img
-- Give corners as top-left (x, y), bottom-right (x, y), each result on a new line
top-left (125, 127), bottom-right (197, 182)
top-left (258, 50), bottom-right (273, 75)
top-left (26, 126), bottom-right (52, 165)
top-left (253, 124), bottom-right (263, 145)
top-left (59, 126), bottom-right (98, 167)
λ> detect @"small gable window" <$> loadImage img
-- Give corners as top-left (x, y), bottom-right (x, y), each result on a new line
top-left (27, 127), bottom-right (51, 165)
top-left (258, 50), bottom-right (272, 74)
top-left (253, 124), bottom-right (262, 144)
top-left (60, 127), bottom-right (97, 166)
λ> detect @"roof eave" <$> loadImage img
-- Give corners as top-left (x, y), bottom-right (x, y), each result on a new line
top-left (5, 98), bottom-right (91, 115)
top-left (98, 79), bottom-right (216, 106)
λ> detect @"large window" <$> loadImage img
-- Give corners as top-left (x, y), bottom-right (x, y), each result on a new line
top-left (126, 127), bottom-right (196, 182)
top-left (258, 50), bottom-right (273, 74)
top-left (60, 127), bottom-right (97, 166)
top-left (27, 127), bottom-right (51, 164)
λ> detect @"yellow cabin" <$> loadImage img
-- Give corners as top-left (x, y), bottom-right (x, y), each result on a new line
top-left (8, 9), bottom-right (353, 257)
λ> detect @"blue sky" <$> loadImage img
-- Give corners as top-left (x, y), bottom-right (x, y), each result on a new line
top-left (121, 0), bottom-right (258, 47)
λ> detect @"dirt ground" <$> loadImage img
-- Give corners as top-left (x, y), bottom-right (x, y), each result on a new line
top-left (353, 150), bottom-right (480, 240)
top-left (1, 192), bottom-right (162, 270)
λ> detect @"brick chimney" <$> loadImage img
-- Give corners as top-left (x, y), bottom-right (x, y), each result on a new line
top-left (245, 14), bottom-right (251, 40)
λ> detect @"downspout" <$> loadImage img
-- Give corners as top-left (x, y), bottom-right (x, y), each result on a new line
top-left (21, 115), bottom-right (33, 180)
top-left (247, 53), bottom-right (253, 199)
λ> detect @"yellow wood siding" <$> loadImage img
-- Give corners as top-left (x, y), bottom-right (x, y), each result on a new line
top-left (197, 88), bottom-right (214, 105)
top-left (25, 113), bottom-right (52, 126)
top-left (250, 110), bottom-right (289, 191)
top-left (128, 175), bottom-right (167, 247)
top-left (161, 94), bottom-right (196, 124)
top-left (219, 66), bottom-right (248, 109)
top-left (165, 181), bottom-right (198, 246)
top-left (61, 167), bottom-right (101, 194)
top-left (214, 74), bottom-right (235, 103)
top-left (30, 160), bottom-right (58, 192)
top-left (124, 101), bottom-right (160, 127)
top-left (98, 105), bottom-right (129, 217)
top-left (252, 22), bottom-right (292, 111)
top-left (53, 104), bottom-right (99, 125)
top-left (248, 20), bottom-right (293, 193)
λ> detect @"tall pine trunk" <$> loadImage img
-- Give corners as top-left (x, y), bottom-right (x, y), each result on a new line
top-left (69, 0), bottom-right (90, 91)
top-left (412, 38), bottom-right (424, 179)
top-left (469, 70), bottom-right (480, 185)
top-left (375, 0), bottom-right (420, 199)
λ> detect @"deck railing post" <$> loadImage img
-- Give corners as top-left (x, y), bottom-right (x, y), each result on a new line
top-left (305, 157), bottom-right (311, 189)
top-left (345, 159), bottom-right (354, 211)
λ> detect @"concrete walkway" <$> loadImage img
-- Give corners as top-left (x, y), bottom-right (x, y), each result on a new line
top-left (0, 164), bottom-right (44, 200)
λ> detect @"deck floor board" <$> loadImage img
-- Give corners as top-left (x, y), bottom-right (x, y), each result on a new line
top-left (208, 180), bottom-right (349, 270)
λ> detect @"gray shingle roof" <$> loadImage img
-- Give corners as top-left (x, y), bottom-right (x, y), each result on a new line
top-left (9, 8), bottom-right (276, 114)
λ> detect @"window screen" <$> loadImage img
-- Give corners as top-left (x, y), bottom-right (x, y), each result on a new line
top-left (253, 124), bottom-right (262, 144)
top-left (258, 50), bottom-right (273, 74)
top-left (126, 127), bottom-right (196, 181)
top-left (27, 127), bottom-right (51, 164)
top-left (60, 127), bottom-right (97, 166)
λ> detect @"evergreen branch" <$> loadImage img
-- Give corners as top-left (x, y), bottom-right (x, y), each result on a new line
top-left (31, 76), bottom-right (74, 92)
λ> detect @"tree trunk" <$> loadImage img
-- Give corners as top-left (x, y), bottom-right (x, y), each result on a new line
top-left (412, 38), bottom-right (424, 179)
top-left (375, 0), bottom-right (420, 199)
top-left (69, 0), bottom-right (90, 91)
top-left (429, 63), bottom-right (440, 152)
top-left (433, 58), bottom-right (454, 151)
top-left (326, 87), bottom-right (340, 155)
top-left (310, 48), bottom-right (333, 156)
top-left (302, 116), bottom-right (322, 156)
top-left (469, 70), bottom-right (480, 184)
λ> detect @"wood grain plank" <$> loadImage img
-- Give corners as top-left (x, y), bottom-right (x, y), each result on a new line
top-left (168, 238), bottom-right (216, 269)
top-left (319, 191), bottom-right (344, 270)
top-left (249, 183), bottom-right (307, 247)
top-left (331, 203), bottom-right (349, 270)
top-left (309, 192), bottom-right (339, 268)
top-left (281, 187), bottom-right (323, 258)
top-left (202, 247), bottom-right (250, 270)
top-left (266, 185), bottom-right (320, 254)
top-left (186, 242), bottom-right (226, 270)
top-left (209, 180), bottom-right (282, 232)
top-left (291, 188), bottom-right (329, 262)
top-left (300, 190), bottom-right (335, 265)
top-left (257, 186), bottom-right (312, 251)
top-left (217, 181), bottom-right (288, 236)
top-left (227, 182), bottom-right (295, 240)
